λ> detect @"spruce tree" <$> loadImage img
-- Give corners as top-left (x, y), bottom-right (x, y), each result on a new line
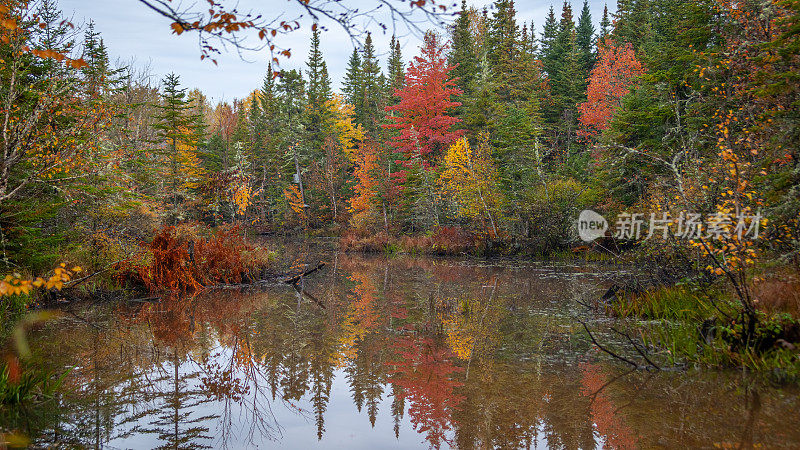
top-left (343, 48), bottom-right (363, 120)
top-left (253, 65), bottom-right (283, 222)
top-left (575, 0), bottom-right (596, 82)
top-left (539, 6), bottom-right (559, 80)
top-left (386, 35), bottom-right (405, 106)
top-left (599, 4), bottom-right (611, 39)
top-left (306, 27), bottom-right (332, 107)
top-left (305, 28), bottom-right (333, 156)
top-left (152, 73), bottom-right (203, 215)
top-left (360, 33), bottom-right (384, 136)
top-left (487, 0), bottom-right (519, 103)
top-left (449, 0), bottom-right (478, 99)
top-left (82, 21), bottom-right (112, 97)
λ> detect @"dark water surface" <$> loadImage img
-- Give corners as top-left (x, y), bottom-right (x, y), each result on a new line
top-left (17, 249), bottom-right (800, 448)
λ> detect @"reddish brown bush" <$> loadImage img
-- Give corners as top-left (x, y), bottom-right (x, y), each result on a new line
top-left (194, 226), bottom-right (249, 285)
top-left (119, 226), bottom-right (202, 292)
top-left (118, 225), bottom-right (273, 293)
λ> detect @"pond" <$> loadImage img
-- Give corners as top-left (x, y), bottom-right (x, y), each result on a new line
top-left (14, 248), bottom-right (800, 448)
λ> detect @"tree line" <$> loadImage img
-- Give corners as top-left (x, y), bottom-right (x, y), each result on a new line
top-left (0, 0), bottom-right (798, 281)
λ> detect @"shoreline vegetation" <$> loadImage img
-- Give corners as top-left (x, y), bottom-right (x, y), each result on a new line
top-left (0, 0), bottom-right (799, 441)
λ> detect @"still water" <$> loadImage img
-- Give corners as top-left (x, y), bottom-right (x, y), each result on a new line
top-left (18, 250), bottom-right (800, 448)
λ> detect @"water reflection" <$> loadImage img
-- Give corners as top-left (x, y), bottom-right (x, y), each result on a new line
top-left (20, 254), bottom-right (800, 448)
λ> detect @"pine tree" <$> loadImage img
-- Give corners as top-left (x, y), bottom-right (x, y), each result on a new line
top-left (449, 0), bottom-right (478, 99)
top-left (613, 0), bottom-right (653, 49)
top-left (575, 0), bottom-right (596, 83)
top-left (528, 21), bottom-right (538, 54)
top-left (276, 69), bottom-right (307, 172)
top-left (305, 28), bottom-right (333, 156)
top-left (343, 48), bottom-right (363, 116)
top-left (539, 6), bottom-right (559, 79)
top-left (387, 35), bottom-right (405, 97)
top-left (487, 0), bottom-right (519, 103)
top-left (599, 4), bottom-right (611, 39)
top-left (82, 21), bottom-right (112, 97)
top-left (306, 27), bottom-right (332, 107)
top-left (463, 48), bottom-right (497, 134)
top-left (360, 33), bottom-right (384, 136)
top-left (540, 1), bottom-right (583, 152)
top-left (152, 73), bottom-right (204, 217)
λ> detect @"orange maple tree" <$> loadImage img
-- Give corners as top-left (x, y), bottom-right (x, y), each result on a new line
top-left (577, 38), bottom-right (645, 141)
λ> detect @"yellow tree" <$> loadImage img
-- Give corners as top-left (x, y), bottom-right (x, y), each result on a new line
top-left (324, 94), bottom-right (363, 158)
top-left (0, 2), bottom-right (96, 205)
top-left (439, 135), bottom-right (504, 237)
top-left (176, 135), bottom-right (205, 192)
top-left (310, 95), bottom-right (362, 220)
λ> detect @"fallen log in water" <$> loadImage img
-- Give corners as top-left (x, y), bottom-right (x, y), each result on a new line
top-left (282, 262), bottom-right (326, 285)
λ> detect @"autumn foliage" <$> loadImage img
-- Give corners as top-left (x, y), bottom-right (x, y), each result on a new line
top-left (577, 38), bottom-right (644, 141)
top-left (118, 225), bottom-right (274, 293)
top-left (384, 31), bottom-right (463, 165)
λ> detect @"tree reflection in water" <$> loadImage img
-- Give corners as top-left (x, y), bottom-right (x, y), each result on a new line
top-left (20, 253), bottom-right (800, 448)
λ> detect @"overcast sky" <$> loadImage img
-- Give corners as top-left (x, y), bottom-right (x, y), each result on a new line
top-left (57, 0), bottom-right (615, 104)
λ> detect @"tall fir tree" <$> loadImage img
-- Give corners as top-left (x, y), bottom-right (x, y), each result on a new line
top-left (575, 0), bottom-right (596, 84)
top-left (305, 27), bottom-right (333, 156)
top-left (539, 5), bottom-right (559, 80)
top-left (343, 48), bottom-right (363, 117)
top-left (360, 33), bottom-right (384, 137)
top-left (253, 65), bottom-right (283, 222)
top-left (152, 73), bottom-right (204, 217)
top-left (449, 0), bottom-right (478, 100)
top-left (386, 35), bottom-right (405, 107)
top-left (599, 4), bottom-right (611, 39)
top-left (306, 27), bottom-right (332, 106)
top-left (82, 21), bottom-right (112, 97)
top-left (487, 0), bottom-right (519, 103)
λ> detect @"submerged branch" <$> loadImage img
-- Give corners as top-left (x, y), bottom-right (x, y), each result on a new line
top-left (578, 319), bottom-right (639, 369)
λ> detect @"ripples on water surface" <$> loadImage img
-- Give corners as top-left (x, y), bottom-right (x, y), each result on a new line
top-left (17, 249), bottom-right (800, 448)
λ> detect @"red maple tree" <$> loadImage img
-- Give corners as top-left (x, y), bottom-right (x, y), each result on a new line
top-left (384, 31), bottom-right (463, 167)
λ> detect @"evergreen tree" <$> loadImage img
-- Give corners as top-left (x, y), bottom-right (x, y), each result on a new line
top-left (252, 65), bottom-right (283, 222)
top-left (276, 69), bottom-right (308, 215)
top-left (306, 27), bottom-right (332, 106)
top-left (528, 21), bottom-right (538, 54)
top-left (449, 0), bottom-right (478, 99)
top-left (343, 48), bottom-right (363, 119)
top-left (387, 36), bottom-right (405, 93)
top-left (539, 6), bottom-right (559, 79)
top-left (152, 73), bottom-right (204, 218)
top-left (487, 0), bottom-right (519, 103)
top-left (599, 4), bottom-right (611, 39)
top-left (540, 1), bottom-right (583, 152)
top-left (360, 33), bottom-right (384, 136)
top-left (305, 28), bottom-right (333, 156)
top-left (82, 21), bottom-right (112, 97)
top-left (386, 35), bottom-right (405, 108)
top-left (463, 47), bottom-right (498, 135)
top-left (575, 0), bottom-right (596, 82)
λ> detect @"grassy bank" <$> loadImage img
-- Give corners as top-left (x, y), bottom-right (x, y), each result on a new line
top-left (610, 274), bottom-right (800, 383)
